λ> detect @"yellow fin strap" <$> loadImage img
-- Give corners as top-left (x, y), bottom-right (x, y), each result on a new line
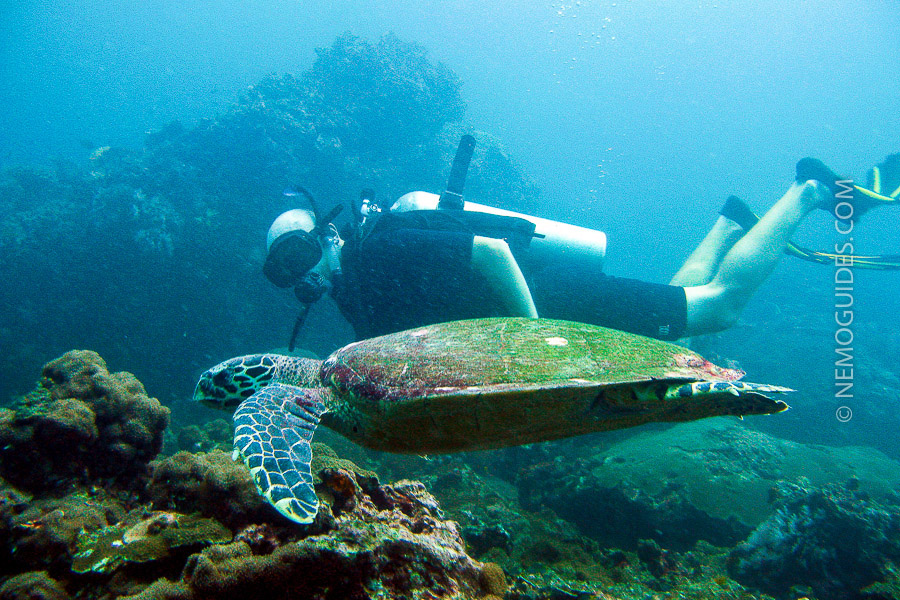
top-left (854, 185), bottom-right (897, 203)
top-left (869, 165), bottom-right (900, 198)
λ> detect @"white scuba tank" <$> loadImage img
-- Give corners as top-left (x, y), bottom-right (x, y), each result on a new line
top-left (390, 191), bottom-right (607, 272)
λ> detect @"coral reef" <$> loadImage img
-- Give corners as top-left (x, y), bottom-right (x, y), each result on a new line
top-left (0, 351), bottom-right (170, 494)
top-left (0, 489), bottom-right (121, 577)
top-left (0, 32), bottom-right (542, 409)
top-left (359, 430), bottom-right (900, 600)
top-left (71, 510), bottom-right (231, 574)
top-left (0, 571), bottom-right (70, 600)
top-left (128, 466), bottom-right (494, 600)
top-left (373, 451), bottom-right (717, 599)
top-left (301, 33), bottom-right (465, 164)
top-left (516, 419), bottom-right (900, 550)
top-left (8, 349), bottom-right (894, 600)
top-left (728, 480), bottom-right (900, 600)
top-left (145, 442), bottom-right (377, 531)
top-left (2, 26), bottom-right (897, 600)
top-left (147, 450), bottom-right (272, 530)
top-left (0, 354), bottom-right (508, 600)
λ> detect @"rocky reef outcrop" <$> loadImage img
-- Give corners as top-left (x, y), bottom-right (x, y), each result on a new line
top-left (515, 419), bottom-right (900, 551)
top-left (0, 32), bottom-right (541, 409)
top-left (0, 351), bottom-right (506, 600)
top-left (0, 571), bottom-right (71, 600)
top-left (4, 351), bottom-right (900, 600)
top-left (0, 350), bottom-right (170, 494)
top-left (129, 476), bottom-right (498, 600)
top-left (728, 480), bottom-right (900, 600)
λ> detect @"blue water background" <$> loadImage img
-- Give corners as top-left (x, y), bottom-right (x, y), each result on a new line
top-left (1, 0), bottom-right (898, 452)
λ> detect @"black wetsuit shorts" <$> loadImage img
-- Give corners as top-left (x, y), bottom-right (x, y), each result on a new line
top-left (531, 267), bottom-right (687, 341)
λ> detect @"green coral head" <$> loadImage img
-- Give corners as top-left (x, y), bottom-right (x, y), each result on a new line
top-left (193, 354), bottom-right (278, 408)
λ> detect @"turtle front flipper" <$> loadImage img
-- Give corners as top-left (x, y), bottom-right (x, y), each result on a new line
top-left (233, 383), bottom-right (327, 524)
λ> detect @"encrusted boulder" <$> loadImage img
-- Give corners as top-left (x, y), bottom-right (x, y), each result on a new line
top-left (72, 510), bottom-right (231, 574)
top-left (147, 443), bottom-right (380, 531)
top-left (147, 450), bottom-right (272, 530)
top-left (128, 458), bottom-right (500, 600)
top-left (728, 481), bottom-right (900, 600)
top-left (517, 419), bottom-right (900, 550)
top-left (0, 489), bottom-right (121, 577)
top-left (0, 350), bottom-right (170, 493)
top-left (0, 571), bottom-right (70, 600)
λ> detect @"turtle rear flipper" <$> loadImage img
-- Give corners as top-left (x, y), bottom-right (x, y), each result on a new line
top-left (233, 383), bottom-right (327, 524)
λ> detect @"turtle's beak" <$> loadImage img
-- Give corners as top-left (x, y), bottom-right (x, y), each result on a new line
top-left (193, 369), bottom-right (229, 408)
top-left (193, 355), bottom-right (275, 409)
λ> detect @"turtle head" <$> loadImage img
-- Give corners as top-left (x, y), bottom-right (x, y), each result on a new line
top-left (193, 354), bottom-right (278, 409)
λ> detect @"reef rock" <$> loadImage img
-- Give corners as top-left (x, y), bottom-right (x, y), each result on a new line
top-left (130, 451), bottom-right (502, 600)
top-left (148, 450), bottom-right (278, 530)
top-left (0, 31), bottom-right (543, 417)
top-left (0, 350), bottom-right (170, 493)
top-left (728, 481), bottom-right (900, 600)
top-left (0, 489), bottom-right (122, 577)
top-left (0, 351), bottom-right (512, 599)
top-left (72, 510), bottom-right (231, 574)
top-left (517, 419), bottom-right (900, 550)
top-left (0, 571), bottom-right (70, 600)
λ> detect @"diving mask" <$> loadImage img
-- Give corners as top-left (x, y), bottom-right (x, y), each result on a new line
top-left (263, 231), bottom-right (323, 288)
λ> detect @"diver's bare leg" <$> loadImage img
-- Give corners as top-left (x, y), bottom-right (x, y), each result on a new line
top-left (682, 181), bottom-right (828, 336)
top-left (669, 217), bottom-right (745, 287)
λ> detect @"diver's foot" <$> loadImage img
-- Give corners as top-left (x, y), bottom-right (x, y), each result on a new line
top-left (795, 179), bottom-right (833, 213)
top-left (719, 195), bottom-right (759, 230)
top-left (796, 157), bottom-right (878, 218)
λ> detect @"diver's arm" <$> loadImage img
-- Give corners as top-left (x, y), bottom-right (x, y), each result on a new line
top-left (471, 236), bottom-right (538, 318)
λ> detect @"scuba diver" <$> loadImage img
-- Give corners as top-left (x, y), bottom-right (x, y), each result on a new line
top-left (263, 138), bottom-right (899, 346)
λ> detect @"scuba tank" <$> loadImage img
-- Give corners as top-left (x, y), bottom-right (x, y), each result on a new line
top-left (391, 191), bottom-right (607, 272)
top-left (391, 135), bottom-right (607, 272)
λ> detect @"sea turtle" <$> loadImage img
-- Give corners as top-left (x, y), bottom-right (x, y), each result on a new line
top-left (194, 317), bottom-right (790, 524)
